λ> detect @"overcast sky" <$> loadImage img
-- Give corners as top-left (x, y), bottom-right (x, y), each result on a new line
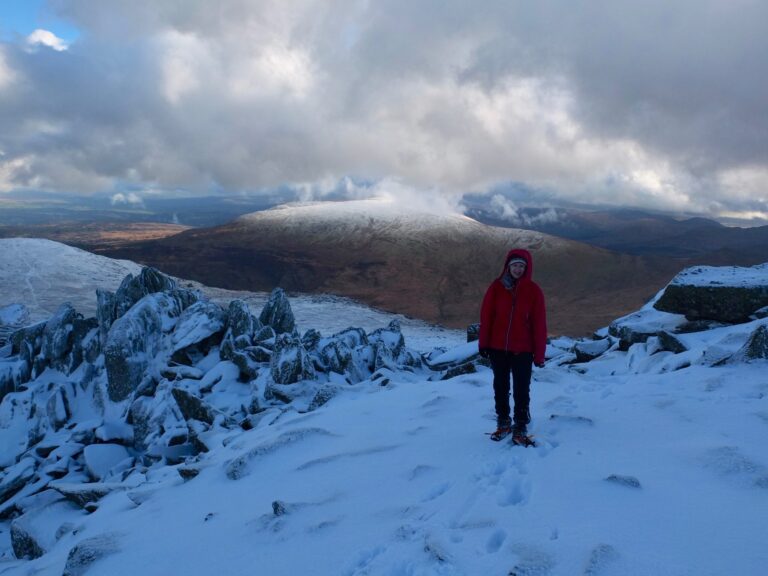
top-left (0, 0), bottom-right (766, 219)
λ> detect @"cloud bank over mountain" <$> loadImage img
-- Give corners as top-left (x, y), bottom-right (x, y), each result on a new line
top-left (0, 1), bottom-right (766, 218)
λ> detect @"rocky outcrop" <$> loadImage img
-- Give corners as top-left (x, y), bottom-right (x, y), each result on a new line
top-left (259, 287), bottom-right (295, 334)
top-left (103, 290), bottom-right (198, 401)
top-left (0, 266), bottom-right (431, 566)
top-left (270, 333), bottom-right (316, 384)
top-left (654, 264), bottom-right (768, 323)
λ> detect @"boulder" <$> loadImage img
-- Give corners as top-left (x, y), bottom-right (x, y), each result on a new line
top-left (573, 338), bottom-right (613, 363)
top-left (114, 267), bottom-right (178, 318)
top-left (368, 320), bottom-right (405, 358)
top-left (53, 483), bottom-right (127, 508)
top-left (654, 264), bottom-right (768, 323)
top-left (270, 333), bottom-right (315, 384)
top-left (0, 458), bottom-right (37, 505)
top-left (63, 533), bottom-right (121, 576)
top-left (104, 291), bottom-right (196, 402)
top-left (307, 384), bottom-right (339, 411)
top-left (731, 324), bottom-right (768, 362)
top-left (171, 388), bottom-right (217, 425)
top-left (259, 287), bottom-right (295, 334)
top-left (466, 323), bottom-right (480, 343)
top-left (170, 300), bottom-right (226, 363)
top-left (82, 444), bottom-right (133, 481)
top-left (656, 331), bottom-right (688, 354)
top-left (226, 299), bottom-right (260, 340)
top-left (11, 499), bottom-right (80, 559)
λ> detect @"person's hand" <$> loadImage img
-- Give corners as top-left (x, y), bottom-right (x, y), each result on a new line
top-left (479, 348), bottom-right (491, 359)
top-left (534, 360), bottom-right (545, 368)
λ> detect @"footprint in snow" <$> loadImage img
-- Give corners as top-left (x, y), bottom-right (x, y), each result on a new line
top-left (421, 481), bottom-right (452, 502)
top-left (486, 528), bottom-right (507, 553)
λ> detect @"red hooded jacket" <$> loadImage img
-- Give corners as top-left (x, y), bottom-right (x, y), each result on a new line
top-left (478, 249), bottom-right (547, 364)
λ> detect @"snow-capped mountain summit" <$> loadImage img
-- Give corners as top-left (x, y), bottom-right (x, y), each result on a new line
top-left (1, 241), bottom-right (767, 575)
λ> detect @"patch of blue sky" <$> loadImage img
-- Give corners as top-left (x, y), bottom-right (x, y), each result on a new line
top-left (0, 0), bottom-right (80, 43)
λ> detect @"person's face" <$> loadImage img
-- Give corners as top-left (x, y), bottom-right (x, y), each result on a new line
top-left (508, 261), bottom-right (526, 279)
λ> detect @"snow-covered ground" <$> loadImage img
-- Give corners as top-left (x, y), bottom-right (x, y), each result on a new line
top-left (1, 239), bottom-right (767, 575)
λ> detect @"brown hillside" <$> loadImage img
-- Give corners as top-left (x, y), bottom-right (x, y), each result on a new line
top-left (101, 201), bottom-right (683, 336)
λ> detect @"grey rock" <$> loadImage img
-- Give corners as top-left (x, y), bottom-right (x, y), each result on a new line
top-left (466, 323), bottom-right (479, 342)
top-left (11, 517), bottom-right (46, 559)
top-left (254, 325), bottom-right (276, 347)
top-left (655, 284), bottom-right (768, 324)
top-left (0, 458), bottom-right (36, 505)
top-left (573, 338), bottom-right (613, 363)
top-left (171, 388), bottom-right (216, 425)
top-left (307, 384), bottom-right (339, 411)
top-left (104, 291), bottom-right (195, 402)
top-left (607, 322), bottom-right (658, 351)
top-left (320, 339), bottom-right (354, 374)
top-left (227, 299), bottom-right (260, 340)
top-left (332, 327), bottom-right (368, 349)
top-left (0, 357), bottom-right (30, 403)
top-left (259, 287), bottom-right (295, 334)
top-left (369, 320), bottom-right (405, 358)
top-left (53, 483), bottom-right (126, 508)
top-left (440, 362), bottom-right (477, 380)
top-left (11, 499), bottom-right (80, 559)
top-left (732, 324), bottom-right (768, 362)
top-left (63, 533), bottom-right (121, 576)
top-left (604, 474), bottom-right (642, 489)
top-left (656, 331), bottom-right (688, 354)
top-left (270, 333), bottom-right (315, 384)
top-left (171, 300), bottom-right (226, 355)
top-left (39, 303), bottom-right (81, 374)
top-left (115, 267), bottom-right (178, 318)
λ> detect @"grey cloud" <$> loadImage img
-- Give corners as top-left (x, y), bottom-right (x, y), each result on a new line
top-left (0, 0), bottom-right (765, 217)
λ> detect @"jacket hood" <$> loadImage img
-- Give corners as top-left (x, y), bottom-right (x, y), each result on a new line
top-left (499, 248), bottom-right (534, 282)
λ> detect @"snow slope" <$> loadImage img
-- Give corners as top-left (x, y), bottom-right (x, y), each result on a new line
top-left (0, 239), bottom-right (142, 322)
top-left (1, 241), bottom-right (767, 576)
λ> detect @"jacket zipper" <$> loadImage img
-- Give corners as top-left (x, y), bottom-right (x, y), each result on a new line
top-left (505, 287), bottom-right (517, 351)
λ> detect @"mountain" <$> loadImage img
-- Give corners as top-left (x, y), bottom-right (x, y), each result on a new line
top-left (1, 250), bottom-right (766, 575)
top-left (466, 205), bottom-right (768, 263)
top-left (98, 199), bottom-right (683, 336)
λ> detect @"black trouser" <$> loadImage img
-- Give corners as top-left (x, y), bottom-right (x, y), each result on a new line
top-left (489, 350), bottom-right (533, 427)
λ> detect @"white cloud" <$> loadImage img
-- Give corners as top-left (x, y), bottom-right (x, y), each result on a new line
top-left (26, 29), bottom-right (69, 52)
top-left (0, 48), bottom-right (16, 89)
top-left (110, 192), bottom-right (145, 207)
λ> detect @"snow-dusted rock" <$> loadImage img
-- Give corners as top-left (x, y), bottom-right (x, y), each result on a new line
top-left (103, 290), bottom-right (198, 401)
top-left (270, 333), bottom-right (315, 384)
top-left (259, 287), bottom-right (295, 334)
top-left (62, 533), bottom-right (121, 576)
top-left (656, 331), bottom-right (688, 354)
top-left (171, 387), bottom-right (217, 425)
top-left (0, 458), bottom-right (37, 506)
top-left (307, 384), bottom-right (340, 411)
top-left (573, 338), bottom-right (614, 363)
top-left (729, 324), bottom-right (768, 362)
top-left (82, 444), bottom-right (133, 481)
top-left (654, 263), bottom-right (768, 323)
top-left (11, 499), bottom-right (80, 559)
top-left (226, 299), bottom-right (260, 341)
top-left (170, 300), bottom-right (226, 363)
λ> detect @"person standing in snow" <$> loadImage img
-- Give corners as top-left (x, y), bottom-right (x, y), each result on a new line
top-left (478, 249), bottom-right (547, 441)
